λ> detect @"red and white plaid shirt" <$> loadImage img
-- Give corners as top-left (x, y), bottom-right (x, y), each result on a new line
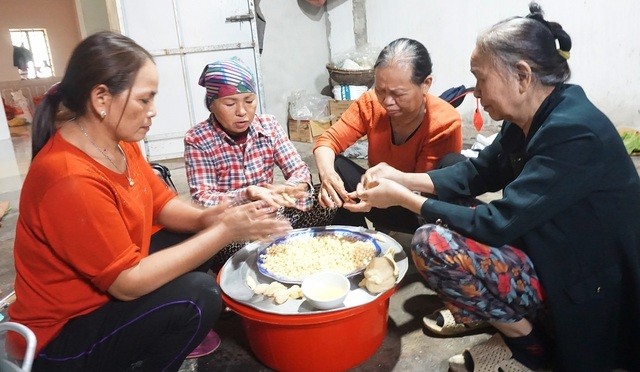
top-left (184, 114), bottom-right (313, 209)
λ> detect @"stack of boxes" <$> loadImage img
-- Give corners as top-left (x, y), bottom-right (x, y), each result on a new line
top-left (287, 99), bottom-right (354, 143)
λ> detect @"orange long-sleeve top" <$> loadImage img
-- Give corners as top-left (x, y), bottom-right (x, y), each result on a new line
top-left (8, 131), bottom-right (176, 358)
top-left (314, 91), bottom-right (462, 172)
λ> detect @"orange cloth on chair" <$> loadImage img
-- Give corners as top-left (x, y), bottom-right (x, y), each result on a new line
top-left (314, 90), bottom-right (462, 172)
top-left (7, 131), bottom-right (176, 358)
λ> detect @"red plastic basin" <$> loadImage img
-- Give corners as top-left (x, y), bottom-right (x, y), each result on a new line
top-left (221, 285), bottom-right (394, 372)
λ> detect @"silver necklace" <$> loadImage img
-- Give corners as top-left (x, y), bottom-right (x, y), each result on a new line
top-left (77, 123), bottom-right (134, 187)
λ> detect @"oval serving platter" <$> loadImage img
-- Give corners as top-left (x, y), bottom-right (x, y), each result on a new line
top-left (256, 227), bottom-right (382, 284)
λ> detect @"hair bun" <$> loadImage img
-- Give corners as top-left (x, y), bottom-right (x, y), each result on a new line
top-left (528, 1), bottom-right (544, 16)
top-left (526, 1), bottom-right (546, 23)
top-left (526, 2), bottom-right (572, 54)
top-left (552, 24), bottom-right (572, 53)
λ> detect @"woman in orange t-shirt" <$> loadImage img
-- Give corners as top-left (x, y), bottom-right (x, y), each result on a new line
top-left (8, 32), bottom-right (291, 371)
top-left (314, 38), bottom-right (463, 233)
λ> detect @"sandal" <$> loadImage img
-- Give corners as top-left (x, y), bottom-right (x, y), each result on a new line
top-left (187, 329), bottom-right (221, 359)
top-left (423, 308), bottom-right (490, 336)
top-left (447, 333), bottom-right (534, 372)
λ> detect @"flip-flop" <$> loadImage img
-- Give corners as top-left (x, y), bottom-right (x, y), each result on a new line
top-left (187, 329), bottom-right (221, 359)
top-left (423, 308), bottom-right (491, 336)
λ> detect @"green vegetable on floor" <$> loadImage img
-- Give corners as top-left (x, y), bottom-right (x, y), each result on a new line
top-left (620, 130), bottom-right (640, 155)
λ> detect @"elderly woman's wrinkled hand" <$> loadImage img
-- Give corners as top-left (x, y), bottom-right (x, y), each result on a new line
top-left (319, 171), bottom-right (350, 208)
top-left (343, 178), bottom-right (407, 212)
top-left (342, 194), bottom-right (371, 213)
top-left (361, 162), bottom-right (405, 189)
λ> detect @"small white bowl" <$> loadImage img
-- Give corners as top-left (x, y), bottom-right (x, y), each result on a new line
top-left (301, 271), bottom-right (350, 310)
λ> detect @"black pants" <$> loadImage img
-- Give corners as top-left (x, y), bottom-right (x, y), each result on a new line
top-left (331, 154), bottom-right (468, 234)
top-left (33, 231), bottom-right (222, 372)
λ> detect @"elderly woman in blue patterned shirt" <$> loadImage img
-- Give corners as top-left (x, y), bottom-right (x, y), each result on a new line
top-left (184, 57), bottom-right (335, 269)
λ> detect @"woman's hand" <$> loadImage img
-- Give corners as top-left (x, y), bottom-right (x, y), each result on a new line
top-left (265, 183), bottom-right (309, 207)
top-left (344, 178), bottom-right (427, 215)
top-left (318, 170), bottom-right (350, 208)
top-left (246, 185), bottom-right (294, 209)
top-left (343, 178), bottom-right (412, 212)
top-left (361, 162), bottom-right (405, 188)
top-left (219, 201), bottom-right (292, 242)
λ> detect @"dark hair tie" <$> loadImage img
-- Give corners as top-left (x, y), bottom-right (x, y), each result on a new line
top-left (44, 82), bottom-right (64, 104)
top-left (44, 82), bottom-right (60, 97)
top-left (526, 11), bottom-right (571, 60)
top-left (553, 27), bottom-right (572, 59)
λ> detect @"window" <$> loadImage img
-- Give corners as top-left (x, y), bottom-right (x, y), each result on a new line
top-left (10, 29), bottom-right (54, 79)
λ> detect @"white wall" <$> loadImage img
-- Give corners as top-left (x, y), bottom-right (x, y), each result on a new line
top-left (259, 0), bottom-right (331, 126)
top-left (75, 0), bottom-right (111, 37)
top-left (326, 0), bottom-right (356, 62)
top-left (337, 0), bottom-right (640, 129)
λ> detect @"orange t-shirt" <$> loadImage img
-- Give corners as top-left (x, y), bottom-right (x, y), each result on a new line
top-left (7, 131), bottom-right (176, 358)
top-left (314, 91), bottom-right (462, 172)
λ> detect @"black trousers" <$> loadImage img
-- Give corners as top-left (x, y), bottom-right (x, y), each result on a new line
top-left (331, 154), bottom-right (468, 234)
top-left (33, 231), bottom-right (222, 372)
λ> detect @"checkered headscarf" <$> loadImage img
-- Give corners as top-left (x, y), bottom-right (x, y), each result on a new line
top-left (198, 57), bottom-right (257, 108)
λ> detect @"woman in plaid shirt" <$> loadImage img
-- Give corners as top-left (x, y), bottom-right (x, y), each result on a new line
top-left (185, 58), bottom-right (335, 269)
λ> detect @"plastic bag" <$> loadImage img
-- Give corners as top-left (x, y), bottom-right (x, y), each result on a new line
top-left (288, 91), bottom-right (330, 121)
top-left (330, 44), bottom-right (381, 70)
top-left (9, 90), bottom-right (33, 123)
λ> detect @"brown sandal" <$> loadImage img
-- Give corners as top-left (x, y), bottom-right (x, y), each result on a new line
top-left (423, 308), bottom-right (490, 336)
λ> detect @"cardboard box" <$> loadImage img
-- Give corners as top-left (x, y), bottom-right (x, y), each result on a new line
top-left (329, 99), bottom-right (354, 125)
top-left (287, 118), bottom-right (332, 143)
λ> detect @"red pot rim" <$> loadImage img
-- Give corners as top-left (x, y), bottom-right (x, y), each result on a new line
top-left (218, 271), bottom-right (395, 325)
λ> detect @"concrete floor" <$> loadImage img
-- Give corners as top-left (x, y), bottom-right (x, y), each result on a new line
top-left (2, 123), bottom-right (639, 371)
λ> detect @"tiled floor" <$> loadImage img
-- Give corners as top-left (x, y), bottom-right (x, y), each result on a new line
top-left (2, 123), bottom-right (638, 371)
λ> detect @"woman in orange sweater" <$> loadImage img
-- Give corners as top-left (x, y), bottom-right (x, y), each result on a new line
top-left (8, 31), bottom-right (290, 371)
top-left (314, 38), bottom-right (462, 233)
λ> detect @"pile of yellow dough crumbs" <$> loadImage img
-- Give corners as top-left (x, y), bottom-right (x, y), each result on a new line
top-left (260, 235), bottom-right (377, 281)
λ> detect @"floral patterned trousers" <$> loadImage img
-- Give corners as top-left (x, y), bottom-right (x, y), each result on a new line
top-left (412, 224), bottom-right (545, 324)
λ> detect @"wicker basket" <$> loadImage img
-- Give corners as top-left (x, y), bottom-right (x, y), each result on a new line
top-left (326, 64), bottom-right (374, 87)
